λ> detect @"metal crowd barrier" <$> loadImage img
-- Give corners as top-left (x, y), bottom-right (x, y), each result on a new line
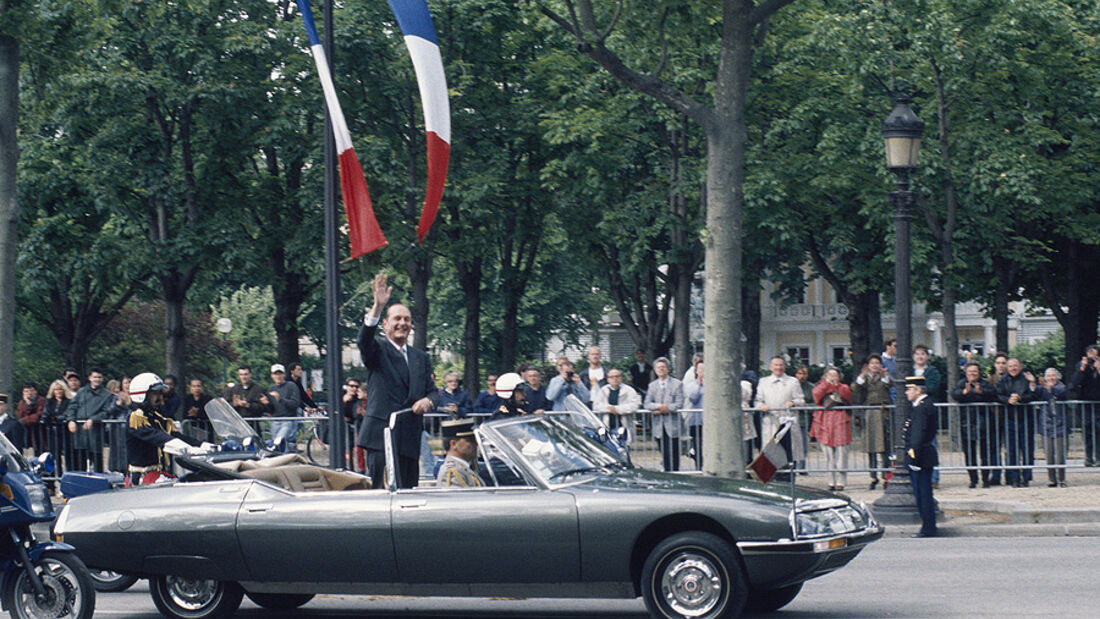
top-left (16, 399), bottom-right (1099, 486)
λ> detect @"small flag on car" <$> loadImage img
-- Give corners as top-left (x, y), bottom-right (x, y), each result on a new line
top-left (748, 421), bottom-right (793, 484)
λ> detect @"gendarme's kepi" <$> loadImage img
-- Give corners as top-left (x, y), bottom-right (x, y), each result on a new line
top-left (441, 418), bottom-right (476, 443)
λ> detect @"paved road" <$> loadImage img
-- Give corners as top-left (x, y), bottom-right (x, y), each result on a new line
top-left (91, 536), bottom-right (1100, 618)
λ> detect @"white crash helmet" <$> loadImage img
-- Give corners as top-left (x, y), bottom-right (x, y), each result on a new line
top-left (130, 372), bottom-right (167, 404)
top-left (495, 372), bottom-right (523, 400)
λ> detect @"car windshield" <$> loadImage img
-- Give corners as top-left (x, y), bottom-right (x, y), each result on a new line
top-left (204, 397), bottom-right (263, 444)
top-left (550, 394), bottom-right (606, 432)
top-left (490, 416), bottom-right (624, 484)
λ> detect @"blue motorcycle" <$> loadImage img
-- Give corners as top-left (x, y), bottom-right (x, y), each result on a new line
top-left (0, 437), bottom-right (94, 619)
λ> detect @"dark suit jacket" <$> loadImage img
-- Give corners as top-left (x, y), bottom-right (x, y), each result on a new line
top-left (356, 323), bottom-right (438, 457)
top-left (904, 396), bottom-right (939, 469)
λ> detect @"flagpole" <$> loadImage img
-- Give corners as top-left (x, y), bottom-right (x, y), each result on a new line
top-left (322, 0), bottom-right (347, 469)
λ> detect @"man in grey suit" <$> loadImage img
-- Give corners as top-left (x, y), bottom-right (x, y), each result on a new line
top-left (643, 357), bottom-right (684, 471)
top-left (357, 273), bottom-right (438, 489)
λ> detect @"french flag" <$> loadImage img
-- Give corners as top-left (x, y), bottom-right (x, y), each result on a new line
top-left (388, 0), bottom-right (451, 243)
top-left (297, 0), bottom-right (388, 258)
top-left (748, 420), bottom-right (793, 484)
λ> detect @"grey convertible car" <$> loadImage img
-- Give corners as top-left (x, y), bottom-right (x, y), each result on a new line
top-left (53, 409), bottom-right (882, 619)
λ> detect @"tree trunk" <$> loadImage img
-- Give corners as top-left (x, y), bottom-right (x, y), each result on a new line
top-left (1046, 241), bottom-right (1100, 377)
top-left (163, 273), bottom-right (187, 379)
top-left (741, 279), bottom-right (761, 372)
top-left (272, 272), bottom-right (303, 364)
top-left (992, 258), bottom-right (1012, 353)
top-left (500, 293), bottom-right (519, 371)
top-left (848, 296), bottom-right (870, 366)
top-left (862, 290), bottom-right (883, 366)
top-left (405, 251), bottom-right (432, 352)
top-left (456, 257), bottom-right (482, 392)
top-left (701, 1), bottom-right (754, 478)
top-left (0, 35), bottom-right (18, 397)
top-left (540, 0), bottom-right (796, 477)
top-left (672, 266), bottom-right (693, 375)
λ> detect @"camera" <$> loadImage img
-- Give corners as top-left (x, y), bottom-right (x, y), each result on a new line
top-left (566, 371), bottom-right (575, 381)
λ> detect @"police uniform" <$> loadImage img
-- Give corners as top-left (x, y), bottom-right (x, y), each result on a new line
top-left (436, 419), bottom-right (483, 488)
top-left (127, 405), bottom-right (200, 485)
top-left (903, 376), bottom-right (939, 537)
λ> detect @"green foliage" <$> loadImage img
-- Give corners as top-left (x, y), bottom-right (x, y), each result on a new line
top-left (1012, 330), bottom-right (1066, 376)
top-left (210, 286), bottom-right (277, 380)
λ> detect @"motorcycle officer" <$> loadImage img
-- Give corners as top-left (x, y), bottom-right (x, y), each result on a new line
top-left (126, 372), bottom-right (212, 486)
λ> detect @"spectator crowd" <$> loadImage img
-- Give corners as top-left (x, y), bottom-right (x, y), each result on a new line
top-left (6, 337), bottom-right (1096, 491)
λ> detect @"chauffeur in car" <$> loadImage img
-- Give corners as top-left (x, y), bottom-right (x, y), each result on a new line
top-left (436, 418), bottom-right (483, 488)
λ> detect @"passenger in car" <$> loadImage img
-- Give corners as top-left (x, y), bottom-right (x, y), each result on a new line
top-left (436, 418), bottom-right (483, 488)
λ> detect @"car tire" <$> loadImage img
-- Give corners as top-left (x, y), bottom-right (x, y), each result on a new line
top-left (744, 582), bottom-right (803, 614)
top-left (641, 531), bottom-right (748, 619)
top-left (88, 569), bottom-right (139, 592)
top-left (4, 551), bottom-right (95, 619)
top-left (245, 591), bottom-right (316, 610)
top-left (150, 576), bottom-right (243, 619)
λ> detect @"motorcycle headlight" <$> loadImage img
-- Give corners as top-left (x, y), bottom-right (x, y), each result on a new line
top-left (795, 505), bottom-right (867, 538)
top-left (24, 483), bottom-right (51, 516)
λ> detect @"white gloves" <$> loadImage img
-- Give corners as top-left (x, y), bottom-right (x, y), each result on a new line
top-left (163, 438), bottom-right (191, 456)
top-left (164, 439), bottom-right (217, 456)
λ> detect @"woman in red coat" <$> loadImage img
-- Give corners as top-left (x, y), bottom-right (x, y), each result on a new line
top-left (811, 367), bottom-right (853, 491)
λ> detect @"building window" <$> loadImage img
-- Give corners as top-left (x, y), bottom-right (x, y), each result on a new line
top-left (786, 346), bottom-right (810, 367)
top-left (831, 346), bottom-right (850, 365)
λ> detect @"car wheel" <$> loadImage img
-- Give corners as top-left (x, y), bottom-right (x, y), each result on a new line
top-left (88, 569), bottom-right (139, 592)
top-left (744, 582), bottom-right (803, 614)
top-left (5, 551), bottom-right (95, 619)
top-left (245, 591), bottom-right (316, 610)
top-left (150, 576), bottom-right (243, 619)
top-left (641, 531), bottom-right (748, 619)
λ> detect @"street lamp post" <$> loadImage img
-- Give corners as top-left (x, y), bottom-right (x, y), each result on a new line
top-left (215, 318), bottom-right (233, 386)
top-left (872, 92), bottom-right (925, 523)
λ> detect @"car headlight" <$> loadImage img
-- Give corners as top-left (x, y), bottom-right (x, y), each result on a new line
top-left (795, 505), bottom-right (867, 538)
top-left (23, 483), bottom-right (51, 516)
top-left (52, 503), bottom-right (69, 541)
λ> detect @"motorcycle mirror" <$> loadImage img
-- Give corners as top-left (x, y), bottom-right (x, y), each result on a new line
top-left (36, 452), bottom-right (55, 475)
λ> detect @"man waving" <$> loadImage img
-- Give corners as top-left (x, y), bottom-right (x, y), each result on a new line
top-left (357, 273), bottom-right (438, 489)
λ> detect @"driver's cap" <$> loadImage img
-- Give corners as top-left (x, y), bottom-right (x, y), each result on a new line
top-left (495, 372), bottom-right (523, 399)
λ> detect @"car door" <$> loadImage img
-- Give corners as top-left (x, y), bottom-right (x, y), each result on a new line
top-left (390, 485), bottom-right (580, 584)
top-left (235, 482), bottom-right (397, 583)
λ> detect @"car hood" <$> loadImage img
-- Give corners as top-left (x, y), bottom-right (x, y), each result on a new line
top-left (578, 467), bottom-right (838, 509)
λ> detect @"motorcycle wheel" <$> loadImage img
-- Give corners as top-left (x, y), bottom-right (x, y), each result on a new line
top-left (4, 551), bottom-right (96, 619)
top-left (150, 576), bottom-right (243, 619)
top-left (245, 591), bottom-right (316, 610)
top-left (87, 569), bottom-right (139, 593)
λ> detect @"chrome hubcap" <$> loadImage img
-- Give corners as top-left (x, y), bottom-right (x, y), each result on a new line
top-left (165, 576), bottom-right (220, 611)
top-left (660, 551), bottom-right (724, 617)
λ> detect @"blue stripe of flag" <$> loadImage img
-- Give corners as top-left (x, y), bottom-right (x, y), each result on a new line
top-left (296, 0), bottom-right (322, 47)
top-left (387, 0), bottom-right (439, 45)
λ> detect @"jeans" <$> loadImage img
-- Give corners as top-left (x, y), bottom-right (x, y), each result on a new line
top-left (270, 420), bottom-right (299, 452)
top-left (1005, 412), bottom-right (1035, 484)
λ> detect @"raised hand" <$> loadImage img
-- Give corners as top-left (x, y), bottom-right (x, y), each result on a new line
top-left (370, 272), bottom-right (393, 316)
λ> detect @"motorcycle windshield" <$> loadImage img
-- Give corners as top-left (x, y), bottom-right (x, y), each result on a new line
top-left (203, 397), bottom-right (263, 444)
top-left (0, 431), bottom-right (30, 473)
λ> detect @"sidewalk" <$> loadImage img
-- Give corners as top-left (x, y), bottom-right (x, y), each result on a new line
top-left (810, 467), bottom-right (1100, 536)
